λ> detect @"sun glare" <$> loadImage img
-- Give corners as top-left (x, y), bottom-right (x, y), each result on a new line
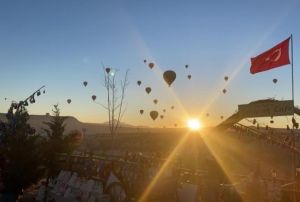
top-left (187, 118), bottom-right (202, 130)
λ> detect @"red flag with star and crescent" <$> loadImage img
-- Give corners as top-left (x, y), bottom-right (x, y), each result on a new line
top-left (250, 37), bottom-right (291, 74)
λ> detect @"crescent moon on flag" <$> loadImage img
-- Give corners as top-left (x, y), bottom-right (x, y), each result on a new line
top-left (273, 49), bottom-right (281, 62)
top-left (266, 48), bottom-right (281, 62)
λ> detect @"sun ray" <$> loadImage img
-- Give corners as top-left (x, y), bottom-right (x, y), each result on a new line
top-left (125, 20), bottom-right (192, 126)
top-left (138, 131), bottom-right (190, 202)
top-left (199, 14), bottom-right (292, 124)
top-left (200, 129), bottom-right (248, 201)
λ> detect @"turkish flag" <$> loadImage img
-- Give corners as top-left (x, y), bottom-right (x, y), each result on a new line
top-left (250, 37), bottom-right (290, 74)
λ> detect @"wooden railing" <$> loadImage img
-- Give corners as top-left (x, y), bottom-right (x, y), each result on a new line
top-left (233, 123), bottom-right (300, 155)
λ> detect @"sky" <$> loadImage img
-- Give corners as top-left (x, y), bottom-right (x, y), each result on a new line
top-left (1, 0), bottom-right (300, 128)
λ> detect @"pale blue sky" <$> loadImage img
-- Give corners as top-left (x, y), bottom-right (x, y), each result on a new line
top-left (0, 0), bottom-right (300, 127)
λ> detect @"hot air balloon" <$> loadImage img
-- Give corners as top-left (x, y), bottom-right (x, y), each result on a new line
top-left (105, 67), bottom-right (111, 74)
top-left (83, 81), bottom-right (88, 87)
top-left (67, 99), bottom-right (71, 104)
top-left (206, 113), bottom-right (209, 117)
top-left (145, 87), bottom-right (151, 94)
top-left (163, 109), bottom-right (166, 113)
top-left (140, 110), bottom-right (144, 115)
top-left (224, 76), bottom-right (229, 81)
top-left (144, 59), bottom-right (147, 63)
top-left (148, 62), bottom-right (155, 69)
top-left (163, 70), bottom-right (176, 87)
top-left (92, 95), bottom-right (97, 101)
top-left (137, 80), bottom-right (142, 86)
top-left (185, 64), bottom-right (189, 68)
top-left (222, 89), bottom-right (227, 94)
top-left (273, 78), bottom-right (278, 84)
top-left (187, 75), bottom-right (191, 80)
top-left (150, 111), bottom-right (158, 121)
top-left (220, 116), bottom-right (224, 120)
top-left (153, 99), bottom-right (158, 104)
top-left (171, 106), bottom-right (175, 110)
top-left (160, 115), bottom-right (164, 119)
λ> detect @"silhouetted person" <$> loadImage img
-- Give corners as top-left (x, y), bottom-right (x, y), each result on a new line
top-left (292, 117), bottom-right (299, 129)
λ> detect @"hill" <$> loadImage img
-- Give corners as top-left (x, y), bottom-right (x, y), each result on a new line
top-left (0, 113), bottom-right (140, 135)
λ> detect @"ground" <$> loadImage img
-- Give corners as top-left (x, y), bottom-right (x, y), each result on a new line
top-left (80, 128), bottom-right (295, 181)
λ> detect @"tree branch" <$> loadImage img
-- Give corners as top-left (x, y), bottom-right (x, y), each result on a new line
top-left (115, 69), bottom-right (129, 131)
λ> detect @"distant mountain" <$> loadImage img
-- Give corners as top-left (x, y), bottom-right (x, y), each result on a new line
top-left (102, 120), bottom-right (137, 128)
top-left (0, 113), bottom-right (139, 135)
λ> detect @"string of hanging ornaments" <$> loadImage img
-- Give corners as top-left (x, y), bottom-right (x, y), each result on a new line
top-left (11, 86), bottom-right (46, 111)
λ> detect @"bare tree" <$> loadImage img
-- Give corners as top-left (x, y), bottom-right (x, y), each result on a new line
top-left (101, 67), bottom-right (129, 138)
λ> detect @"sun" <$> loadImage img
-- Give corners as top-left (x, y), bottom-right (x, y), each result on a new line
top-left (187, 118), bottom-right (202, 131)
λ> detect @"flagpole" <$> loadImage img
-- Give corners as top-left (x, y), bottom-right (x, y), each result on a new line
top-left (291, 34), bottom-right (294, 103)
top-left (291, 34), bottom-right (296, 202)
